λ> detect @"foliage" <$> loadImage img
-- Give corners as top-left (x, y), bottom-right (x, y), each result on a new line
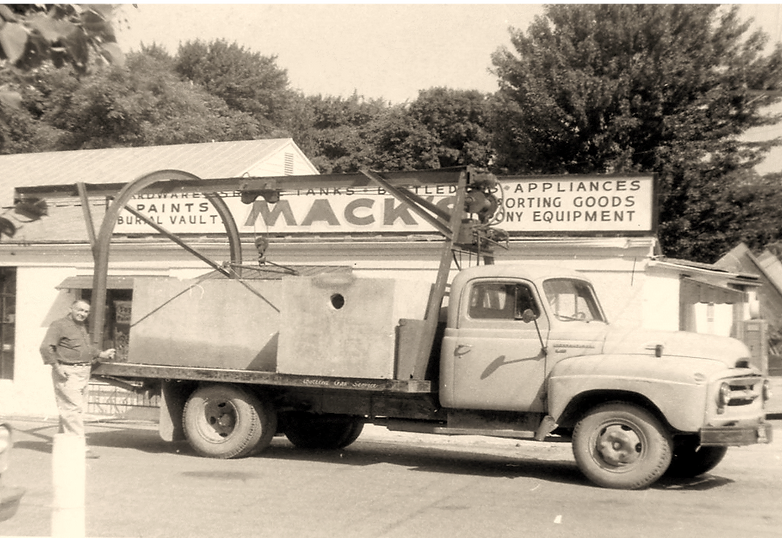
top-left (364, 88), bottom-right (494, 172)
top-left (288, 88), bottom-right (494, 173)
top-left (175, 39), bottom-right (294, 135)
top-left (491, 4), bottom-right (782, 261)
top-left (407, 88), bottom-right (494, 168)
top-left (287, 93), bottom-right (389, 173)
top-left (0, 4), bottom-right (125, 153)
top-left (32, 53), bottom-right (261, 149)
top-left (0, 94), bottom-right (61, 154)
top-left (0, 4), bottom-right (124, 73)
top-left (666, 168), bottom-right (782, 260)
top-left (365, 105), bottom-right (440, 171)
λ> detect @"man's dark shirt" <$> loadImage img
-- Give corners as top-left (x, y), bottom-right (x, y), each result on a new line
top-left (40, 313), bottom-right (97, 365)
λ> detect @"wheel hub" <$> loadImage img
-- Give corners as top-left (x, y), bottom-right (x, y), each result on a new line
top-left (597, 424), bottom-right (642, 467)
top-left (205, 401), bottom-right (236, 437)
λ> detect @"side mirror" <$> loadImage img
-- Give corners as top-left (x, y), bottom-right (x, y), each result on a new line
top-left (519, 308), bottom-right (537, 323)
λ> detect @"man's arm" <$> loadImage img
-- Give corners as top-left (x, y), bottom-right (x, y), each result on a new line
top-left (39, 320), bottom-right (62, 365)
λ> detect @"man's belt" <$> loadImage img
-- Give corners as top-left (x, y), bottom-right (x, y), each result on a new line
top-left (57, 360), bottom-right (91, 366)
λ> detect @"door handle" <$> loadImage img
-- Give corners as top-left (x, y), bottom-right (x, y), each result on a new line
top-left (455, 344), bottom-right (472, 357)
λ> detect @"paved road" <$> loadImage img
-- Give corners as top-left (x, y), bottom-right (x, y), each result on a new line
top-left (1, 417), bottom-right (780, 538)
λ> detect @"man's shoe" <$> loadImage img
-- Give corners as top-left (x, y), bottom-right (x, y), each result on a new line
top-left (85, 449), bottom-right (100, 459)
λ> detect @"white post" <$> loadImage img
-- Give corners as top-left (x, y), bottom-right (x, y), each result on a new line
top-left (51, 434), bottom-right (86, 538)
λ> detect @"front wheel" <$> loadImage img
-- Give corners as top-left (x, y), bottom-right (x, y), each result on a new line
top-left (183, 384), bottom-right (277, 459)
top-left (572, 402), bottom-right (672, 489)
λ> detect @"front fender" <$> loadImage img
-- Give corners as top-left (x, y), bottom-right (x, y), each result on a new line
top-left (548, 354), bottom-right (730, 433)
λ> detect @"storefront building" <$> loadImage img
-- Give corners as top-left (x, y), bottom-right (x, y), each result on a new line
top-left (0, 141), bottom-right (772, 418)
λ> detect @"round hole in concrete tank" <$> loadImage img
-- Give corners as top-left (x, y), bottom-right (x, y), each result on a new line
top-left (330, 293), bottom-right (345, 310)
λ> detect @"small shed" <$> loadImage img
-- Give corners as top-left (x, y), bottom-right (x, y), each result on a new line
top-left (717, 243), bottom-right (782, 376)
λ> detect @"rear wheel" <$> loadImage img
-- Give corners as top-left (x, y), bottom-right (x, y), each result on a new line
top-left (572, 402), bottom-right (672, 489)
top-left (282, 412), bottom-right (364, 449)
top-left (665, 439), bottom-right (728, 478)
top-left (183, 384), bottom-right (277, 458)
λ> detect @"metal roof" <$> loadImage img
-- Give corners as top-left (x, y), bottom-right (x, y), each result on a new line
top-left (0, 138), bottom-right (302, 206)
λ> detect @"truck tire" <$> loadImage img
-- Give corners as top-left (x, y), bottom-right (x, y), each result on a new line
top-left (183, 384), bottom-right (277, 459)
top-left (665, 440), bottom-right (728, 478)
top-left (282, 412), bottom-right (364, 450)
top-left (572, 402), bottom-right (672, 489)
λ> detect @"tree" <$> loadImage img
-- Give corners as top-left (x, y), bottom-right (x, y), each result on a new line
top-left (407, 88), bottom-right (494, 169)
top-left (0, 95), bottom-right (61, 154)
top-left (0, 4), bottom-right (125, 153)
top-left (287, 93), bottom-right (389, 173)
top-left (491, 4), bottom-right (782, 261)
top-left (175, 39), bottom-right (294, 135)
top-left (35, 52), bottom-right (261, 149)
top-left (365, 105), bottom-right (441, 171)
top-left (0, 4), bottom-right (124, 73)
top-left (299, 88), bottom-right (495, 174)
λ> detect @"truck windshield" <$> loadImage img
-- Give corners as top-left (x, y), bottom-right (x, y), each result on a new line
top-left (542, 279), bottom-right (605, 323)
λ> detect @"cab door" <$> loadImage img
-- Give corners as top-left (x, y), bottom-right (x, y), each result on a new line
top-left (440, 279), bottom-right (549, 412)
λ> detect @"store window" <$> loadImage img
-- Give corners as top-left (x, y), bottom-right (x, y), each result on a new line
top-left (80, 287), bottom-right (133, 360)
top-left (0, 268), bottom-right (16, 380)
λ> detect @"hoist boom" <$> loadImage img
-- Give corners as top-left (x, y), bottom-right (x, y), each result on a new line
top-left (14, 165), bottom-right (507, 369)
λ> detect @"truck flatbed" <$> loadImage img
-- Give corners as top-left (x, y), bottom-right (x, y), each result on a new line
top-left (94, 362), bottom-right (434, 394)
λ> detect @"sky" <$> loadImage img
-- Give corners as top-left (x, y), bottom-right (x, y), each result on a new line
top-left (114, 3), bottom-right (782, 173)
top-left (114, 3), bottom-right (546, 103)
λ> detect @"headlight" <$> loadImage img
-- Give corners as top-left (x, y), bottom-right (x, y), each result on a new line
top-left (717, 382), bottom-right (732, 410)
top-left (763, 379), bottom-right (772, 402)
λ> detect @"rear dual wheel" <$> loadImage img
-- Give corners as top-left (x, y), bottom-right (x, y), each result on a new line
top-left (282, 412), bottom-right (364, 450)
top-left (183, 384), bottom-right (277, 459)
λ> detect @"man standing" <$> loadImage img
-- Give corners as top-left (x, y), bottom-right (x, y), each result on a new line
top-left (40, 300), bottom-right (115, 458)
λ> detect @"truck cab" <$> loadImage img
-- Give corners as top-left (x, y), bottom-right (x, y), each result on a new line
top-left (440, 263), bottom-right (609, 411)
top-left (440, 263), bottom-right (772, 489)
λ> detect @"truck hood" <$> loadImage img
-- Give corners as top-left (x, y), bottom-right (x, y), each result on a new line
top-left (600, 327), bottom-right (750, 368)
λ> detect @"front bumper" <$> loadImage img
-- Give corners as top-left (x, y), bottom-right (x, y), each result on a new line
top-left (700, 422), bottom-right (773, 446)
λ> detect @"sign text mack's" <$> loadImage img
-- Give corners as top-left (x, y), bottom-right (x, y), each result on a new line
top-left (114, 176), bottom-right (655, 235)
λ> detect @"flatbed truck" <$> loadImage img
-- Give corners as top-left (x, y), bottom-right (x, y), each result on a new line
top-left (18, 166), bottom-right (773, 489)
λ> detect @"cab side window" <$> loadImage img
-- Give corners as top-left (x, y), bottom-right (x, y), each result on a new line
top-left (468, 282), bottom-right (540, 320)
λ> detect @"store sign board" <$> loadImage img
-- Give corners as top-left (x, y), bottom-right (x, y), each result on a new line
top-left (114, 175), bottom-right (655, 235)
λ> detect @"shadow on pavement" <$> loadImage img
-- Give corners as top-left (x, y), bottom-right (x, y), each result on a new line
top-left (654, 474), bottom-right (734, 491)
top-left (256, 437), bottom-right (588, 487)
top-left (257, 438), bottom-right (737, 491)
top-left (85, 428), bottom-right (188, 454)
top-left (10, 421), bottom-right (738, 491)
top-left (11, 421), bottom-right (186, 456)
